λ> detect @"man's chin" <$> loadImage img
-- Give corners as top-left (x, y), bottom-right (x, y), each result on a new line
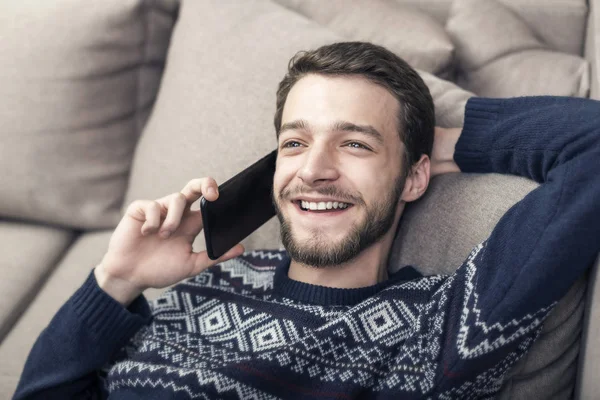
top-left (281, 226), bottom-right (362, 267)
top-left (288, 226), bottom-right (347, 246)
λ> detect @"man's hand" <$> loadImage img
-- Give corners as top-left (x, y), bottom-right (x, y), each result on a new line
top-left (94, 177), bottom-right (245, 306)
top-left (430, 126), bottom-right (462, 177)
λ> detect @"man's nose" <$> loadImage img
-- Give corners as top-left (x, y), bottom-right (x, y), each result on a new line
top-left (297, 145), bottom-right (340, 184)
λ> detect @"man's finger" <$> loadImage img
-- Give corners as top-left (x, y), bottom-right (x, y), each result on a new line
top-left (158, 193), bottom-right (188, 237)
top-left (189, 244), bottom-right (245, 276)
top-left (180, 177), bottom-right (219, 206)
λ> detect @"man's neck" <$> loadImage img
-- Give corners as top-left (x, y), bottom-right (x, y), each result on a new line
top-left (287, 237), bottom-right (393, 289)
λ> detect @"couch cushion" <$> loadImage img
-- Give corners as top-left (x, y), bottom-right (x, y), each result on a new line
top-left (0, 221), bottom-right (76, 344)
top-left (0, 0), bottom-right (177, 230)
top-left (123, 0), bottom-right (474, 257)
top-left (393, 0), bottom-right (588, 55)
top-left (390, 172), bottom-right (587, 399)
top-left (417, 69), bottom-right (473, 127)
top-left (392, 0), bottom-right (454, 25)
top-left (498, 0), bottom-right (588, 56)
top-left (446, 0), bottom-right (590, 98)
top-left (273, 0), bottom-right (455, 76)
top-left (390, 173), bottom-right (539, 274)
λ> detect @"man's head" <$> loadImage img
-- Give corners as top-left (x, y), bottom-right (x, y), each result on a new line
top-left (272, 42), bottom-right (434, 268)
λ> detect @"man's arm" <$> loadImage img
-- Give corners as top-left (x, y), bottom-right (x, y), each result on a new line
top-left (435, 96), bottom-right (600, 385)
top-left (430, 126), bottom-right (461, 177)
top-left (13, 269), bottom-right (152, 400)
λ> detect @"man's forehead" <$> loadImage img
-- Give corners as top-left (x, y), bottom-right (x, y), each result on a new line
top-left (279, 119), bottom-right (385, 145)
top-left (281, 74), bottom-right (400, 138)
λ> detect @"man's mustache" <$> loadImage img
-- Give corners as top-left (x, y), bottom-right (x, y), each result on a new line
top-left (279, 185), bottom-right (365, 206)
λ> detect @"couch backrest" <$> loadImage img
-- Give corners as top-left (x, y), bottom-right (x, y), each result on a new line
top-left (0, 0), bottom-right (178, 230)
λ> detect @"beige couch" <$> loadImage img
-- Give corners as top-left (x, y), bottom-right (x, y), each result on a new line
top-left (0, 0), bottom-right (598, 398)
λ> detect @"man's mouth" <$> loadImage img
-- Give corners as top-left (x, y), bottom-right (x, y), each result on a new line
top-left (294, 200), bottom-right (353, 213)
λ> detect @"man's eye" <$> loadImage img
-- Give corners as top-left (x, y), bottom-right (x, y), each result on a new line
top-left (345, 142), bottom-right (371, 150)
top-left (282, 141), bottom-right (302, 148)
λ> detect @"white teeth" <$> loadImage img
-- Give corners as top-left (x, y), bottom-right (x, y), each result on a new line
top-left (300, 200), bottom-right (350, 211)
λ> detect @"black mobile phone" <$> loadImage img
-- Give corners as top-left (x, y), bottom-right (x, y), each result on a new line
top-left (200, 149), bottom-right (277, 260)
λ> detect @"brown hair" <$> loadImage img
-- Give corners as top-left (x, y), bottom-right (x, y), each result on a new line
top-left (274, 41), bottom-right (435, 175)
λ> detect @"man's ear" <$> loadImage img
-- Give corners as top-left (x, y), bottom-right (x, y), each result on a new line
top-left (401, 154), bottom-right (430, 203)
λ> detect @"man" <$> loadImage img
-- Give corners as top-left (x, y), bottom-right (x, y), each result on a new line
top-left (13, 42), bottom-right (600, 399)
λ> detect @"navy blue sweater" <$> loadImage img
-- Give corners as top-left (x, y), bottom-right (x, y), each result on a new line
top-left (13, 97), bottom-right (600, 399)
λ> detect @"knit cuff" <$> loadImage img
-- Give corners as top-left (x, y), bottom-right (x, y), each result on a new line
top-left (72, 269), bottom-right (152, 349)
top-left (454, 97), bottom-right (503, 173)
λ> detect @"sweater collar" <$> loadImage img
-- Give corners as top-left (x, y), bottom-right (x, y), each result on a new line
top-left (272, 253), bottom-right (422, 306)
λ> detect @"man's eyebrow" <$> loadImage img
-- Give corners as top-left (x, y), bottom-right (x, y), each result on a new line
top-left (279, 119), bottom-right (385, 145)
top-left (279, 119), bottom-right (310, 136)
top-left (332, 121), bottom-right (385, 145)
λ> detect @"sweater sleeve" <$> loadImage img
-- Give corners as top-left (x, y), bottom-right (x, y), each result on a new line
top-left (438, 96), bottom-right (600, 385)
top-left (13, 269), bottom-right (152, 400)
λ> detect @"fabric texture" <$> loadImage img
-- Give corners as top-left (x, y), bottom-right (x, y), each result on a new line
top-left (12, 96), bottom-right (600, 399)
top-left (414, 70), bottom-right (474, 127)
top-left (392, 0), bottom-right (588, 55)
top-left (447, 0), bottom-right (590, 98)
top-left (273, 0), bottom-right (455, 76)
top-left (391, 0), bottom-right (454, 24)
top-left (390, 173), bottom-right (539, 275)
top-left (0, 222), bottom-right (76, 344)
top-left (497, 0), bottom-right (588, 55)
top-left (0, 0), bottom-right (177, 229)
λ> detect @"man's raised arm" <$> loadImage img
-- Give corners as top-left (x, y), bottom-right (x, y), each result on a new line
top-left (434, 96), bottom-right (600, 390)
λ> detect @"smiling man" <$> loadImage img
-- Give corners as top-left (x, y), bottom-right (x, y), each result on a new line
top-left (272, 46), bottom-right (435, 290)
top-left (275, 74), bottom-right (421, 285)
top-left (14, 42), bottom-right (600, 399)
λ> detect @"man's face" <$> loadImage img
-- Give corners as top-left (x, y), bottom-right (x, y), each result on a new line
top-left (272, 74), bottom-right (407, 267)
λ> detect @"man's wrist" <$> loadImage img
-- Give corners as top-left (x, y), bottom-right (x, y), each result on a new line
top-left (94, 265), bottom-right (143, 307)
top-left (430, 127), bottom-right (462, 177)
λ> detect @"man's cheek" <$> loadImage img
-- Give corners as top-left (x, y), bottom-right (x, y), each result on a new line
top-left (274, 170), bottom-right (296, 199)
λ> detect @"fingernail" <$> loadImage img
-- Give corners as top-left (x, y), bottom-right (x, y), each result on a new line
top-left (160, 230), bottom-right (171, 239)
top-left (208, 187), bottom-right (217, 196)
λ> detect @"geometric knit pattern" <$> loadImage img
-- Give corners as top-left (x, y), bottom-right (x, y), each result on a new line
top-left (105, 242), bottom-right (556, 399)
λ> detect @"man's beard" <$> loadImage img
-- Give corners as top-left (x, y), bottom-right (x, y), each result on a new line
top-left (273, 175), bottom-right (405, 268)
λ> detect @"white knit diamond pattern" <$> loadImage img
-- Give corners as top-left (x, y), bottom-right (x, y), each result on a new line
top-left (106, 244), bottom-right (552, 399)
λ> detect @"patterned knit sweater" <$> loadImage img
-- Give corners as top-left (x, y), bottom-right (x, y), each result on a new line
top-left (14, 96), bottom-right (600, 399)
